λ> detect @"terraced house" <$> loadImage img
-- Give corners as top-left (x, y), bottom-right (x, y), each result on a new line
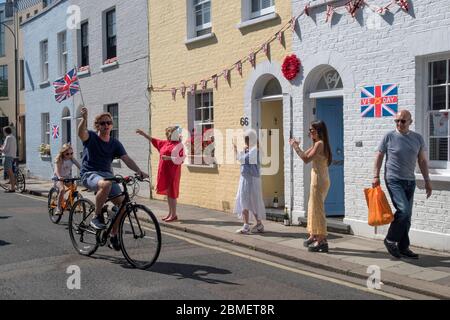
top-left (148, 0), bottom-right (294, 216)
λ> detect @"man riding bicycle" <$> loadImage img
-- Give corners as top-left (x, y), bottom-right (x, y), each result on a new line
top-left (77, 106), bottom-right (148, 250)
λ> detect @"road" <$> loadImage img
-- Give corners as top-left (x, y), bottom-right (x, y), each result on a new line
top-left (0, 191), bottom-right (399, 300)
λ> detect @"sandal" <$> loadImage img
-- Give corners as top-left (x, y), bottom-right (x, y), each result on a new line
top-left (164, 216), bottom-right (178, 222)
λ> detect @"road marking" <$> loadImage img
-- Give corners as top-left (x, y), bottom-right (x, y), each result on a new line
top-left (161, 229), bottom-right (409, 300)
top-left (16, 193), bottom-right (48, 202)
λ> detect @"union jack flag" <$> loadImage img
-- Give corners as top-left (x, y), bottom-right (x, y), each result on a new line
top-left (52, 125), bottom-right (60, 139)
top-left (361, 84), bottom-right (398, 118)
top-left (53, 68), bottom-right (80, 103)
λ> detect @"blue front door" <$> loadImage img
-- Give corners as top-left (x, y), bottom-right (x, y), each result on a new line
top-left (316, 98), bottom-right (345, 216)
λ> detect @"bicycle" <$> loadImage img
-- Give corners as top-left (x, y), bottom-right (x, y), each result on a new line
top-left (0, 156), bottom-right (26, 193)
top-left (68, 174), bottom-right (161, 269)
top-left (48, 178), bottom-right (82, 224)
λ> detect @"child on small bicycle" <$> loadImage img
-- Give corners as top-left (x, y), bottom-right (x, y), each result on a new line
top-left (53, 144), bottom-right (81, 215)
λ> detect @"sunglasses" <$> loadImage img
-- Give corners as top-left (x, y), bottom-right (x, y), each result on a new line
top-left (98, 121), bottom-right (113, 126)
top-left (309, 129), bottom-right (317, 133)
top-left (65, 152), bottom-right (73, 156)
top-left (394, 119), bottom-right (409, 124)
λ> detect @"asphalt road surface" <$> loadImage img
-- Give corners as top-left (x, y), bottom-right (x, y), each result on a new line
top-left (0, 191), bottom-right (395, 300)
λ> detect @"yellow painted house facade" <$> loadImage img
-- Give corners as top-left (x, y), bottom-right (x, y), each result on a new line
top-left (148, 0), bottom-right (294, 214)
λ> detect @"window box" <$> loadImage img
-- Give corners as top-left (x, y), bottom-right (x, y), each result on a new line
top-left (38, 144), bottom-right (51, 159)
top-left (78, 65), bottom-right (90, 76)
top-left (101, 57), bottom-right (118, 71)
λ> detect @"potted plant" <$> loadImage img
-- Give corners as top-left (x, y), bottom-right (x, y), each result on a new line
top-left (39, 144), bottom-right (51, 157)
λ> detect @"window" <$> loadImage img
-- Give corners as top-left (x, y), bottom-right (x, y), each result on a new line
top-left (34, 10), bottom-right (38, 15)
top-left (20, 60), bottom-right (25, 90)
top-left (194, 0), bottom-right (211, 37)
top-left (40, 40), bottom-right (48, 81)
top-left (251, 0), bottom-right (275, 19)
top-left (427, 59), bottom-right (449, 163)
top-left (41, 113), bottom-right (50, 145)
top-left (80, 22), bottom-right (89, 67)
top-left (105, 9), bottom-right (116, 60)
top-left (19, 16), bottom-right (23, 24)
top-left (189, 91), bottom-right (215, 165)
top-left (58, 32), bottom-right (68, 76)
top-left (0, 65), bottom-right (8, 98)
top-left (106, 104), bottom-right (119, 140)
top-left (26, 13), bottom-right (30, 19)
top-left (0, 10), bottom-right (5, 57)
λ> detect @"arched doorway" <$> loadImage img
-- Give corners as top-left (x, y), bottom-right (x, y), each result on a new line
top-left (308, 67), bottom-right (345, 216)
top-left (257, 77), bottom-right (285, 209)
top-left (61, 107), bottom-right (71, 145)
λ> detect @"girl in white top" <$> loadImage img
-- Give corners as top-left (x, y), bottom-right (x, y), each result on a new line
top-left (233, 130), bottom-right (266, 234)
top-left (53, 144), bottom-right (81, 215)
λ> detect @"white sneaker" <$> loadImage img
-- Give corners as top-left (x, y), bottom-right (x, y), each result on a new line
top-left (251, 223), bottom-right (264, 233)
top-left (55, 209), bottom-right (63, 216)
top-left (236, 226), bottom-right (250, 234)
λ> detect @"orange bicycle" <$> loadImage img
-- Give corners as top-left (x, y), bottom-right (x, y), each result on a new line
top-left (48, 178), bottom-right (82, 224)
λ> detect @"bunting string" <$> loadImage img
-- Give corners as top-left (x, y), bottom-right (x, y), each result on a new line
top-left (151, 0), bottom-right (410, 99)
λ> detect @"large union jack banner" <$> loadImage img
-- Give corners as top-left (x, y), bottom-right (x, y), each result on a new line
top-left (361, 84), bottom-right (398, 118)
top-left (53, 68), bottom-right (80, 103)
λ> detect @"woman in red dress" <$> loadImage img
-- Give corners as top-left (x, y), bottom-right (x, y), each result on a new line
top-left (136, 127), bottom-right (185, 222)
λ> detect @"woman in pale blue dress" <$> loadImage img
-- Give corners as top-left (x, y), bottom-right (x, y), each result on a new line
top-left (233, 130), bottom-right (266, 234)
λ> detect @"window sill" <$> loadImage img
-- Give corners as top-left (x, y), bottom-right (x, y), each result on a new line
top-left (186, 163), bottom-right (217, 169)
top-left (40, 155), bottom-right (51, 161)
top-left (39, 80), bottom-right (50, 88)
top-left (78, 67), bottom-right (90, 77)
top-left (416, 173), bottom-right (450, 183)
top-left (184, 32), bottom-right (215, 45)
top-left (0, 97), bottom-right (9, 101)
top-left (101, 61), bottom-right (119, 71)
top-left (236, 12), bottom-right (279, 30)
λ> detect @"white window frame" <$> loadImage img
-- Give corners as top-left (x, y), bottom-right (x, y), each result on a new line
top-left (188, 91), bottom-right (215, 166)
top-left (0, 65), bottom-right (8, 98)
top-left (106, 103), bottom-right (119, 140)
top-left (194, 0), bottom-right (211, 35)
top-left (58, 31), bottom-right (68, 76)
top-left (250, 0), bottom-right (275, 19)
top-left (186, 0), bottom-right (214, 42)
top-left (41, 113), bottom-right (50, 145)
top-left (424, 55), bottom-right (450, 173)
top-left (40, 40), bottom-right (49, 82)
top-left (79, 21), bottom-right (89, 68)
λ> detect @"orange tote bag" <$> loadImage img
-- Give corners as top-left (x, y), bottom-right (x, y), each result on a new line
top-left (364, 186), bottom-right (394, 226)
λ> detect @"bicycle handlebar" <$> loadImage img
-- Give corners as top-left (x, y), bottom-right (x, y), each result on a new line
top-left (57, 177), bottom-right (81, 183)
top-left (104, 174), bottom-right (146, 184)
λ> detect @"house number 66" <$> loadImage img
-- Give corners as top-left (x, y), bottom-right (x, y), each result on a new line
top-left (240, 117), bottom-right (249, 126)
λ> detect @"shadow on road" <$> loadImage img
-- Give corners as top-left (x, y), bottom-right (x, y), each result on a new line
top-left (0, 216), bottom-right (11, 220)
top-left (0, 239), bottom-right (11, 246)
top-left (148, 262), bottom-right (239, 285)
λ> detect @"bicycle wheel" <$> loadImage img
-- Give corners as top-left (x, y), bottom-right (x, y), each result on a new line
top-left (119, 204), bottom-right (161, 269)
top-left (48, 187), bottom-right (62, 224)
top-left (68, 198), bottom-right (99, 256)
top-left (15, 170), bottom-right (26, 193)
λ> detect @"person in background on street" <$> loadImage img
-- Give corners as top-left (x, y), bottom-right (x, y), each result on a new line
top-left (233, 130), bottom-right (265, 234)
top-left (373, 109), bottom-right (432, 260)
top-left (290, 121), bottom-right (332, 253)
top-left (136, 127), bottom-right (185, 222)
top-left (78, 107), bottom-right (148, 251)
top-left (52, 143), bottom-right (81, 215)
top-left (0, 126), bottom-right (17, 193)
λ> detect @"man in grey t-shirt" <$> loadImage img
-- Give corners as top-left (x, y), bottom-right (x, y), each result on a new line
top-left (373, 110), bottom-right (432, 259)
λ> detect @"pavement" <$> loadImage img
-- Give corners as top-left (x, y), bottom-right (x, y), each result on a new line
top-left (22, 177), bottom-right (450, 299)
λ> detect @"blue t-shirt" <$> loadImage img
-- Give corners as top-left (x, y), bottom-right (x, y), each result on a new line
top-left (378, 130), bottom-right (426, 181)
top-left (80, 131), bottom-right (127, 175)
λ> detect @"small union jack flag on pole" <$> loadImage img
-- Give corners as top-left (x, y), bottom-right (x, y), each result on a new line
top-left (53, 68), bottom-right (80, 103)
top-left (361, 84), bottom-right (398, 118)
top-left (52, 125), bottom-right (60, 139)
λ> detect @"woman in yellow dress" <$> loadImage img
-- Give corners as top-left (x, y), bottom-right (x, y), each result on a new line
top-left (289, 120), bottom-right (332, 253)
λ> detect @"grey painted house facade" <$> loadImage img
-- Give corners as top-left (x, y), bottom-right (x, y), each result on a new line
top-left (23, 0), bottom-right (74, 178)
top-left (23, 0), bottom-right (150, 193)
top-left (288, 0), bottom-right (450, 251)
top-left (70, 0), bottom-right (150, 191)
